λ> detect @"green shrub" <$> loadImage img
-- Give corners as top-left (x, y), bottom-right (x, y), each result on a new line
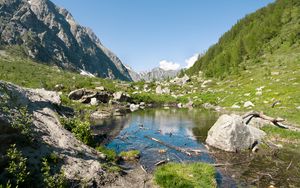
top-left (41, 158), bottom-right (66, 188)
top-left (11, 106), bottom-right (32, 138)
top-left (6, 144), bottom-right (30, 187)
top-left (95, 146), bottom-right (117, 162)
top-left (154, 162), bottom-right (217, 188)
top-left (60, 118), bottom-right (94, 146)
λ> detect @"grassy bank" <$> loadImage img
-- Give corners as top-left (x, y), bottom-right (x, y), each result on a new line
top-left (154, 163), bottom-right (217, 188)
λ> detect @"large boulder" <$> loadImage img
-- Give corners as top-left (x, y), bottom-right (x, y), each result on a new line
top-left (0, 81), bottom-right (110, 186)
top-left (96, 91), bottom-right (111, 103)
top-left (68, 88), bottom-right (96, 101)
top-left (206, 114), bottom-right (266, 152)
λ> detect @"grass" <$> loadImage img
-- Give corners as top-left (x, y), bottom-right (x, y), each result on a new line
top-left (262, 126), bottom-right (300, 140)
top-left (95, 146), bottom-right (117, 162)
top-left (0, 50), bottom-right (118, 93)
top-left (154, 162), bottom-right (217, 188)
top-left (119, 150), bottom-right (140, 160)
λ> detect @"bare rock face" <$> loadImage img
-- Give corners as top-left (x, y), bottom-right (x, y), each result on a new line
top-left (0, 0), bottom-right (132, 81)
top-left (0, 81), bottom-right (113, 186)
top-left (206, 114), bottom-right (266, 152)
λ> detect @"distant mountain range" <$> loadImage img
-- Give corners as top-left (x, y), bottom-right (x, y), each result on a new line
top-left (0, 0), bottom-right (132, 81)
top-left (126, 65), bottom-right (180, 82)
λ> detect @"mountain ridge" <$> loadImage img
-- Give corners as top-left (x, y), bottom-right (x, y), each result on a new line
top-left (0, 0), bottom-right (132, 81)
top-left (186, 0), bottom-right (300, 79)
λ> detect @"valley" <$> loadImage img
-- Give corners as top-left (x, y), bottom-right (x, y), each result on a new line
top-left (1, 0), bottom-right (300, 187)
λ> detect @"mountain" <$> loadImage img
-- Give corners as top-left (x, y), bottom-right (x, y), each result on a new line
top-left (124, 64), bottom-right (142, 82)
top-left (0, 0), bottom-right (132, 81)
top-left (126, 66), bottom-right (180, 82)
top-left (186, 0), bottom-right (300, 79)
top-left (139, 67), bottom-right (179, 82)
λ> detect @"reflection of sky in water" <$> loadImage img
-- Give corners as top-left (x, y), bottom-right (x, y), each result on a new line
top-left (105, 109), bottom-right (219, 172)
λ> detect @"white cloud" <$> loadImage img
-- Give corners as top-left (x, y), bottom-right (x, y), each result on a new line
top-left (159, 60), bottom-right (180, 71)
top-left (185, 53), bottom-right (199, 68)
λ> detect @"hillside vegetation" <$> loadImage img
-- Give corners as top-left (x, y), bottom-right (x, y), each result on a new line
top-left (186, 0), bottom-right (300, 79)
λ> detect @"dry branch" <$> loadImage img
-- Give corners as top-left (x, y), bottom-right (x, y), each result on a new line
top-left (155, 159), bottom-right (169, 166)
top-left (243, 111), bottom-right (300, 132)
top-left (144, 135), bottom-right (192, 156)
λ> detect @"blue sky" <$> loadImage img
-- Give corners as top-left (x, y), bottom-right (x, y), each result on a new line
top-left (51, 0), bottom-right (274, 72)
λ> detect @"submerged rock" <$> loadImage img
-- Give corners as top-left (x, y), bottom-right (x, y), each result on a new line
top-left (206, 114), bottom-right (266, 152)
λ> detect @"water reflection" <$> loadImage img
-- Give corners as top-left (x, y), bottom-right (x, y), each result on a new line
top-left (94, 108), bottom-right (218, 170)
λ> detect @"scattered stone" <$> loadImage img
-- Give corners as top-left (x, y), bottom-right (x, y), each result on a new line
top-left (170, 75), bottom-right (191, 85)
top-left (90, 110), bottom-right (111, 120)
top-left (95, 86), bottom-right (105, 91)
top-left (201, 80), bottom-right (213, 88)
top-left (244, 101), bottom-right (255, 108)
top-left (183, 101), bottom-right (194, 108)
top-left (96, 92), bottom-right (111, 103)
top-left (163, 87), bottom-right (171, 94)
top-left (297, 106), bottom-right (300, 110)
top-left (177, 103), bottom-right (183, 108)
top-left (156, 85), bottom-right (163, 94)
top-left (271, 72), bottom-right (280, 76)
top-left (130, 104), bottom-right (140, 112)
top-left (54, 84), bottom-right (64, 91)
top-left (113, 91), bottom-right (131, 102)
top-left (255, 91), bottom-right (262, 96)
top-left (231, 104), bottom-right (241, 109)
top-left (206, 114), bottom-right (266, 152)
top-left (90, 98), bottom-right (98, 106)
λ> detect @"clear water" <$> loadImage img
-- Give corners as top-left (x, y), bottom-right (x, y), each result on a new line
top-left (92, 108), bottom-right (229, 185)
top-left (92, 108), bottom-right (300, 187)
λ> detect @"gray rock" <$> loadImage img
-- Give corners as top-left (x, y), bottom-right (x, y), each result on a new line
top-left (206, 114), bottom-right (266, 152)
top-left (183, 101), bottom-right (194, 108)
top-left (231, 104), bottom-right (241, 109)
top-left (95, 86), bottom-right (105, 91)
top-left (68, 89), bottom-right (85, 100)
top-left (96, 91), bottom-right (111, 103)
top-left (156, 86), bottom-right (163, 94)
top-left (0, 81), bottom-right (109, 186)
top-left (113, 91), bottom-right (131, 102)
top-left (177, 103), bottom-right (183, 108)
top-left (163, 87), bottom-right (171, 94)
top-left (170, 75), bottom-right (191, 85)
top-left (54, 84), bottom-right (64, 91)
top-left (244, 101), bottom-right (255, 108)
top-left (90, 98), bottom-right (98, 106)
top-left (130, 104), bottom-right (139, 112)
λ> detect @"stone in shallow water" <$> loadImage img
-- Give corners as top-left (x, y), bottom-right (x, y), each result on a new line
top-left (206, 114), bottom-right (266, 152)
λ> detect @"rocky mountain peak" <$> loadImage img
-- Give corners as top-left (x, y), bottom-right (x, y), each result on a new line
top-left (0, 0), bottom-right (132, 81)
